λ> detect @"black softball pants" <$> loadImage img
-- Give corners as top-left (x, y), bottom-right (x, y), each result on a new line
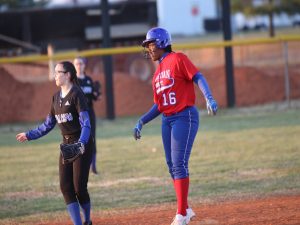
top-left (59, 134), bottom-right (93, 205)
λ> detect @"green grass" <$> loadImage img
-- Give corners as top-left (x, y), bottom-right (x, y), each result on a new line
top-left (0, 108), bottom-right (300, 223)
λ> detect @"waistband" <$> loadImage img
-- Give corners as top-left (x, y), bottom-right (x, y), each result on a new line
top-left (62, 132), bottom-right (80, 139)
top-left (163, 106), bottom-right (191, 117)
top-left (62, 132), bottom-right (80, 143)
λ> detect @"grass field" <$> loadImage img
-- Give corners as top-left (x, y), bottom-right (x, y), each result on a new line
top-left (0, 105), bottom-right (300, 223)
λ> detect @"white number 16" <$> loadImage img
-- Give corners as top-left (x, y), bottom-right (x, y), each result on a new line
top-left (162, 92), bottom-right (176, 106)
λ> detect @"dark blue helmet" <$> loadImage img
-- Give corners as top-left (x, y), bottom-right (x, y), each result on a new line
top-left (142, 27), bottom-right (172, 49)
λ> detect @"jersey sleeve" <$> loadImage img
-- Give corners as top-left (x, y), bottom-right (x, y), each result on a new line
top-left (78, 111), bottom-right (91, 144)
top-left (178, 53), bottom-right (199, 81)
top-left (26, 94), bottom-right (57, 140)
top-left (74, 87), bottom-right (91, 144)
top-left (193, 72), bottom-right (213, 99)
top-left (140, 104), bottom-right (161, 125)
top-left (26, 115), bottom-right (56, 140)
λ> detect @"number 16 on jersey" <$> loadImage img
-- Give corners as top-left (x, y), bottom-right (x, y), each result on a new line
top-left (162, 92), bottom-right (176, 106)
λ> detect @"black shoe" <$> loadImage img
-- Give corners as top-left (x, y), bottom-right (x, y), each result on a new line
top-left (83, 221), bottom-right (92, 225)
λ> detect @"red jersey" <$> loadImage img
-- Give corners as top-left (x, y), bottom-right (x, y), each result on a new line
top-left (152, 52), bottom-right (198, 115)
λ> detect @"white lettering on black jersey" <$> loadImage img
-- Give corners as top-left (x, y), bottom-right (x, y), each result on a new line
top-left (55, 113), bottom-right (74, 124)
top-left (50, 85), bottom-right (88, 135)
top-left (81, 86), bottom-right (93, 94)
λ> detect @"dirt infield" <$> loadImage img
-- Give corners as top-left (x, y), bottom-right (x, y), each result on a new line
top-left (35, 194), bottom-right (300, 225)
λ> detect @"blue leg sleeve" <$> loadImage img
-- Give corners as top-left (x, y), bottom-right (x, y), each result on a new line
top-left (80, 202), bottom-right (91, 224)
top-left (67, 202), bottom-right (82, 225)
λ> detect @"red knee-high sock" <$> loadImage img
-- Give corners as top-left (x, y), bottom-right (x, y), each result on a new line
top-left (173, 178), bottom-right (189, 209)
top-left (173, 177), bottom-right (189, 216)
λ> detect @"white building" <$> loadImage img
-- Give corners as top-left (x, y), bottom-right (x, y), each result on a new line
top-left (157, 0), bottom-right (219, 36)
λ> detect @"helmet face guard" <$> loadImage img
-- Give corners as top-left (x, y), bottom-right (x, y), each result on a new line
top-left (142, 27), bottom-right (172, 49)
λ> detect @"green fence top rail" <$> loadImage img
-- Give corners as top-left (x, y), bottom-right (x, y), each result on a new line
top-left (0, 34), bottom-right (299, 64)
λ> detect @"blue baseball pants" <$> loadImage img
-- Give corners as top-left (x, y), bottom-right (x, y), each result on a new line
top-left (161, 106), bottom-right (199, 179)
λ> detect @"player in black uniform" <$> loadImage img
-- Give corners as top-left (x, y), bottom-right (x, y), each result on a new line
top-left (16, 61), bottom-right (93, 225)
top-left (74, 57), bottom-right (101, 175)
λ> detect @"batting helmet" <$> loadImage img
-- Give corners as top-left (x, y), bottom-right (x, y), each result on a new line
top-left (142, 27), bottom-right (172, 49)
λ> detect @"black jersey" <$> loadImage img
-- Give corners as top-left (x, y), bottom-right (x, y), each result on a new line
top-left (50, 85), bottom-right (88, 135)
top-left (78, 75), bottom-right (97, 109)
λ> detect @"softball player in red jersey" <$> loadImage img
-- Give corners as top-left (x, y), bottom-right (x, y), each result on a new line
top-left (133, 27), bottom-right (218, 225)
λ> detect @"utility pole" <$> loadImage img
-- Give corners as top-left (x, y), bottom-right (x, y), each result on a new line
top-left (222, 0), bottom-right (235, 108)
top-left (101, 0), bottom-right (115, 119)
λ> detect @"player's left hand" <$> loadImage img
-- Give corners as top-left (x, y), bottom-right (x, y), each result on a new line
top-left (206, 96), bottom-right (218, 115)
top-left (133, 120), bottom-right (143, 140)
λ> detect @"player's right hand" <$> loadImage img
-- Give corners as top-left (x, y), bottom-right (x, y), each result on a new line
top-left (206, 96), bottom-right (218, 115)
top-left (133, 120), bottom-right (143, 140)
top-left (16, 132), bottom-right (28, 142)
